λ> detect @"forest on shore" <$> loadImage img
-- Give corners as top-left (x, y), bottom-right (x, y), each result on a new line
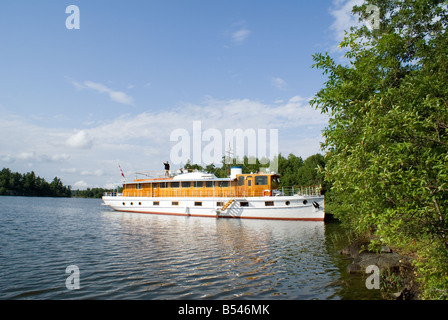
top-left (0, 168), bottom-right (71, 197)
top-left (0, 168), bottom-right (119, 199)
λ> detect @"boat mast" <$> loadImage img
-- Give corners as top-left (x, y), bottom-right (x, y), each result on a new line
top-left (225, 143), bottom-right (235, 177)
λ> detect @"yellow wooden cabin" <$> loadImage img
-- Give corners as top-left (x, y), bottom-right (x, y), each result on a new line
top-left (121, 171), bottom-right (281, 198)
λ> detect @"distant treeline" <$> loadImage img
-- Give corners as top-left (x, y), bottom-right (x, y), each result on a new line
top-left (0, 168), bottom-right (71, 197)
top-left (72, 187), bottom-right (122, 199)
top-left (0, 168), bottom-right (121, 199)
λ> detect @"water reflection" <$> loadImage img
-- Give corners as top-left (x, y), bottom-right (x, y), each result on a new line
top-left (323, 222), bottom-right (383, 300)
top-left (98, 212), bottom-right (341, 299)
top-left (0, 196), bottom-right (382, 300)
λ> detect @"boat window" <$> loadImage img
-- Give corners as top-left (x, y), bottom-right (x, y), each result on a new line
top-left (265, 201), bottom-right (274, 206)
top-left (153, 201), bottom-right (160, 206)
top-left (182, 181), bottom-right (191, 188)
top-left (172, 201), bottom-right (179, 206)
top-left (137, 183), bottom-right (143, 190)
top-left (170, 182), bottom-right (179, 188)
top-left (240, 201), bottom-right (249, 207)
top-left (246, 176), bottom-right (252, 187)
top-left (238, 176), bottom-right (245, 186)
top-left (159, 182), bottom-right (167, 189)
top-left (194, 201), bottom-right (202, 206)
top-left (219, 181), bottom-right (229, 187)
top-left (216, 202), bottom-right (223, 207)
top-left (195, 181), bottom-right (203, 188)
top-left (255, 176), bottom-right (268, 186)
top-left (206, 181), bottom-right (214, 188)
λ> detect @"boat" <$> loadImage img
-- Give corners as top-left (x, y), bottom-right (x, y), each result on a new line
top-left (102, 166), bottom-right (324, 221)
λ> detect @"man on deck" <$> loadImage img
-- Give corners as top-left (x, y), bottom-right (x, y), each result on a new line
top-left (164, 161), bottom-right (170, 177)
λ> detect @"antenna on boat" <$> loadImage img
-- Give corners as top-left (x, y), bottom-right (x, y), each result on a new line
top-left (225, 143), bottom-right (235, 177)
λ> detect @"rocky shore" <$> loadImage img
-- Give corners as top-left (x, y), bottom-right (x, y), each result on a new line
top-left (339, 240), bottom-right (420, 299)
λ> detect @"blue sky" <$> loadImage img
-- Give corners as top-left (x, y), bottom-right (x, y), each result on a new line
top-left (0, 0), bottom-right (364, 189)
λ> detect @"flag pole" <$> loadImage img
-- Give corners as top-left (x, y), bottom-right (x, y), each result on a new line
top-left (118, 164), bottom-right (126, 181)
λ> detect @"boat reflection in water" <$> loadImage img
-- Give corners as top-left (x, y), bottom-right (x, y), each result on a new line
top-left (99, 210), bottom-right (336, 299)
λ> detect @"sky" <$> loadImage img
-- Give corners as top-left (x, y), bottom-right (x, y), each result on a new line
top-left (0, 0), bottom-right (365, 189)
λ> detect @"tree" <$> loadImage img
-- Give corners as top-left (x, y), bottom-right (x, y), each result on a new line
top-left (0, 168), bottom-right (71, 197)
top-left (184, 160), bottom-right (203, 172)
top-left (311, 0), bottom-right (448, 298)
top-left (277, 153), bottom-right (303, 186)
top-left (297, 153), bottom-right (326, 187)
top-left (23, 171), bottom-right (37, 195)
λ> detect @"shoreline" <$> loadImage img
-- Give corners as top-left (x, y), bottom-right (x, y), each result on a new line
top-left (339, 239), bottom-right (421, 300)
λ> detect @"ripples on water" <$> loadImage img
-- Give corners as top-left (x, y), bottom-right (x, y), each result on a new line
top-left (0, 196), bottom-right (381, 300)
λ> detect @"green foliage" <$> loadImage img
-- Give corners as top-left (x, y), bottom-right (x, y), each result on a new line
top-left (183, 153), bottom-right (326, 188)
top-left (0, 168), bottom-right (71, 197)
top-left (311, 0), bottom-right (448, 299)
top-left (73, 187), bottom-right (121, 198)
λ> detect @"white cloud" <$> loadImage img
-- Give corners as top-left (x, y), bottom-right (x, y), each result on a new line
top-left (108, 90), bottom-right (134, 105)
top-left (104, 182), bottom-right (122, 189)
top-left (0, 154), bottom-right (14, 163)
top-left (226, 20), bottom-right (251, 45)
top-left (71, 80), bottom-right (84, 90)
top-left (73, 180), bottom-right (89, 190)
top-left (0, 151), bottom-right (70, 164)
top-left (81, 169), bottom-right (104, 176)
top-left (66, 130), bottom-right (94, 149)
top-left (55, 94), bottom-right (327, 157)
top-left (84, 81), bottom-right (109, 93)
top-left (271, 77), bottom-right (287, 90)
top-left (178, 95), bottom-right (327, 129)
top-left (16, 152), bottom-right (36, 161)
top-left (231, 29), bottom-right (251, 44)
top-left (329, 0), bottom-right (364, 43)
top-left (72, 80), bottom-right (134, 105)
top-left (48, 154), bottom-right (70, 162)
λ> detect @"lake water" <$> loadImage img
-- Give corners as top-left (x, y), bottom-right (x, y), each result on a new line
top-left (0, 196), bottom-right (382, 300)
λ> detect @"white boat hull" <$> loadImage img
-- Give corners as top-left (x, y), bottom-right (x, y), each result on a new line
top-left (102, 195), bottom-right (325, 221)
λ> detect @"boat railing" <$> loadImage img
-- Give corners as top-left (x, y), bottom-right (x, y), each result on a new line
top-left (103, 192), bottom-right (123, 197)
top-left (275, 186), bottom-right (322, 197)
top-left (105, 185), bottom-right (321, 198)
top-left (134, 171), bottom-right (170, 180)
top-left (134, 168), bottom-right (202, 180)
